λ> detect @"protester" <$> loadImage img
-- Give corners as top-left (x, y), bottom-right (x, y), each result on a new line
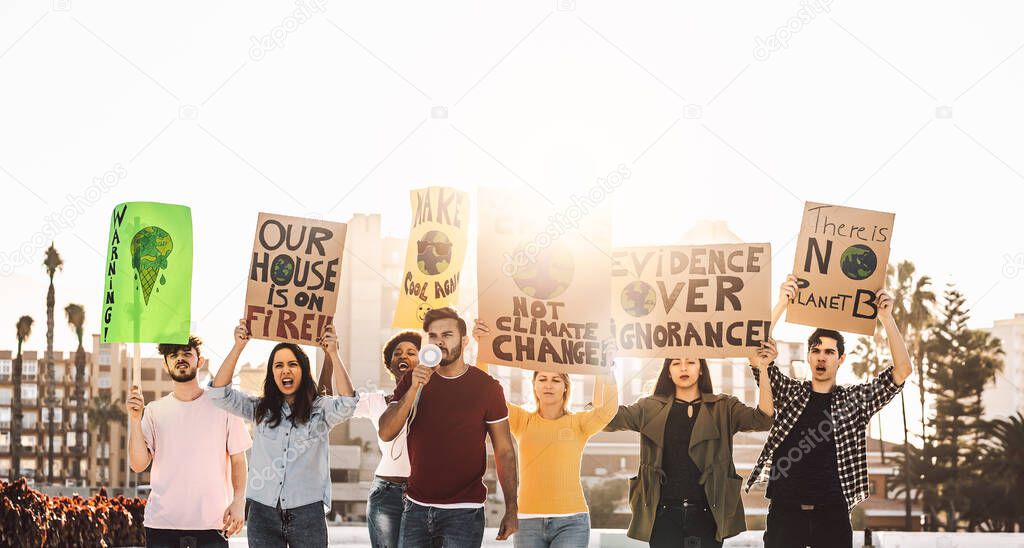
top-left (126, 336), bottom-right (251, 548)
top-left (473, 319), bottom-right (618, 548)
top-left (209, 320), bottom-right (359, 547)
top-left (605, 342), bottom-right (777, 547)
top-left (748, 274), bottom-right (912, 548)
top-left (378, 307), bottom-right (519, 547)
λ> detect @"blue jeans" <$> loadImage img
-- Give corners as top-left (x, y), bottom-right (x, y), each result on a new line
top-left (367, 478), bottom-right (406, 548)
top-left (245, 499), bottom-right (328, 547)
top-left (399, 499), bottom-right (485, 548)
top-left (514, 513), bottom-right (590, 548)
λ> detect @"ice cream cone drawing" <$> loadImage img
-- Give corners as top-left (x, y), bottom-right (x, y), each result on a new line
top-left (131, 226), bottom-right (173, 305)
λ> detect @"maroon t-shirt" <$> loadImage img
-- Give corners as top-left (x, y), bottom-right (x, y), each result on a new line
top-left (392, 365), bottom-right (508, 505)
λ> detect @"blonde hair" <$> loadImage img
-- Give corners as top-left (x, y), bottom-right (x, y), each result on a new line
top-left (532, 370), bottom-right (572, 414)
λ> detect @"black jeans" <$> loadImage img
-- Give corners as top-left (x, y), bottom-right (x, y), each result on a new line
top-left (145, 528), bottom-right (227, 548)
top-left (649, 502), bottom-right (721, 548)
top-left (763, 501), bottom-right (853, 548)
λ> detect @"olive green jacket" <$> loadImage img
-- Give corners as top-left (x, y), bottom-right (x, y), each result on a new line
top-left (604, 392), bottom-right (772, 542)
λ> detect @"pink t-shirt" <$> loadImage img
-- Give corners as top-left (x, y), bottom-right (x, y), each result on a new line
top-left (141, 390), bottom-right (252, 530)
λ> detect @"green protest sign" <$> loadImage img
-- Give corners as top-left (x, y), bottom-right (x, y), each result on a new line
top-left (100, 202), bottom-right (193, 343)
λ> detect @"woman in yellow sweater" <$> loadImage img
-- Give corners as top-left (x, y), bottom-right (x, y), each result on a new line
top-left (474, 320), bottom-right (618, 548)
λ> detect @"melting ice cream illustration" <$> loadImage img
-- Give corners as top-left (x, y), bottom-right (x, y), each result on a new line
top-left (131, 226), bottom-right (173, 305)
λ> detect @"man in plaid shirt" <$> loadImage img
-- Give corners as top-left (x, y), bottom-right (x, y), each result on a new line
top-left (746, 275), bottom-right (912, 548)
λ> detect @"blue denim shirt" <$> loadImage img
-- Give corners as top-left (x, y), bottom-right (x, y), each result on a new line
top-left (207, 383), bottom-right (358, 511)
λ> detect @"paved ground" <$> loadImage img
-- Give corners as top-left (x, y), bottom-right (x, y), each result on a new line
top-left (223, 527), bottom-right (1024, 547)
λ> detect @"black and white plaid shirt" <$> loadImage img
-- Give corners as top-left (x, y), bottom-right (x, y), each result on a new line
top-left (745, 364), bottom-right (904, 510)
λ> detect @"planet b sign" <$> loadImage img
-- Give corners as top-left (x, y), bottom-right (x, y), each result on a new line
top-left (244, 212), bottom-right (347, 345)
top-left (788, 202), bottom-right (895, 335)
top-left (611, 244), bottom-right (772, 359)
top-left (392, 187), bottom-right (469, 328)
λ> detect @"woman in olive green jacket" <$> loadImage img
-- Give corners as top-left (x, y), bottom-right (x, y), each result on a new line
top-left (605, 342), bottom-right (776, 546)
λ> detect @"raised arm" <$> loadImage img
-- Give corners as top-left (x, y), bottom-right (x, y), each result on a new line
top-left (877, 290), bottom-right (912, 386)
top-left (207, 320), bottom-right (257, 421)
top-left (212, 319), bottom-right (249, 388)
top-left (580, 371), bottom-right (620, 435)
top-left (731, 339), bottom-right (777, 433)
top-left (770, 274), bottom-right (799, 337)
top-left (604, 399), bottom-right (645, 433)
top-left (317, 353), bottom-right (334, 396)
top-left (319, 325), bottom-right (354, 397)
top-left (754, 339), bottom-right (776, 417)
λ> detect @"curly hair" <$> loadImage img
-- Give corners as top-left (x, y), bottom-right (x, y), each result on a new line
top-left (156, 336), bottom-right (202, 358)
top-left (382, 331), bottom-right (422, 372)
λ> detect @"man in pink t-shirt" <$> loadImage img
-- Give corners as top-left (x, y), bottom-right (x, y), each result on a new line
top-left (126, 336), bottom-right (252, 548)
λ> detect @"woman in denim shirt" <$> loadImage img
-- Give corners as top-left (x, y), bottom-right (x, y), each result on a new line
top-left (209, 320), bottom-right (359, 547)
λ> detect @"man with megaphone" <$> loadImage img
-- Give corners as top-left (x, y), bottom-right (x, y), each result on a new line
top-left (379, 307), bottom-right (519, 547)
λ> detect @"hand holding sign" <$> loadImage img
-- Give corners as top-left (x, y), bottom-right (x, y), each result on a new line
top-left (778, 274), bottom-right (798, 308)
top-left (318, 324), bottom-right (339, 353)
top-left (472, 318), bottom-right (491, 342)
top-left (751, 338), bottom-right (778, 369)
top-left (233, 319), bottom-right (250, 349)
top-left (600, 332), bottom-right (618, 370)
top-left (125, 386), bottom-right (144, 421)
top-left (876, 290), bottom-right (894, 322)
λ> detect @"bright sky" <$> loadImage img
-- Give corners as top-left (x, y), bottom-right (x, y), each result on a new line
top-left (2, 2), bottom-right (1023, 444)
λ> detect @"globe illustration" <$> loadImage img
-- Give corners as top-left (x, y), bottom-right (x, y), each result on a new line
top-left (840, 244), bottom-right (877, 280)
top-left (271, 254), bottom-right (295, 285)
top-left (621, 281), bottom-right (657, 317)
top-left (512, 241), bottom-right (575, 300)
top-left (417, 230), bottom-right (453, 275)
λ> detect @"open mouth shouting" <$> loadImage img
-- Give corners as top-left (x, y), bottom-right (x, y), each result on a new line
top-left (814, 364), bottom-right (828, 374)
top-left (281, 377), bottom-right (296, 390)
top-left (395, 361), bottom-right (411, 373)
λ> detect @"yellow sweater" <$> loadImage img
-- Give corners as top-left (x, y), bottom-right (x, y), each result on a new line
top-left (509, 381), bottom-right (619, 515)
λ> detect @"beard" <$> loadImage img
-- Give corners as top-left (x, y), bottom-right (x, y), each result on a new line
top-left (438, 343), bottom-right (462, 367)
top-left (169, 364), bottom-right (197, 382)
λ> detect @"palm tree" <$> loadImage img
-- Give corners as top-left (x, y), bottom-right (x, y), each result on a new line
top-left (980, 413), bottom-right (1024, 531)
top-left (64, 303), bottom-right (86, 484)
top-left (87, 394), bottom-right (126, 486)
top-left (11, 315), bottom-right (34, 481)
top-left (887, 261), bottom-right (935, 530)
top-left (43, 243), bottom-right (63, 483)
top-left (888, 261), bottom-right (935, 444)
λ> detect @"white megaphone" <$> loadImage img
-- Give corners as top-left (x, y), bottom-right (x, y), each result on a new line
top-left (418, 344), bottom-right (443, 368)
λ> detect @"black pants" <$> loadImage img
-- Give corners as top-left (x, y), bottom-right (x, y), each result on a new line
top-left (145, 528), bottom-right (227, 548)
top-left (763, 502), bottom-right (853, 548)
top-left (649, 502), bottom-right (721, 548)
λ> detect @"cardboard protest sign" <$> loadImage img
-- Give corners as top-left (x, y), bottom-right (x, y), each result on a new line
top-left (244, 213), bottom-right (347, 345)
top-left (612, 244), bottom-right (772, 359)
top-left (788, 202), bottom-right (895, 335)
top-left (477, 188), bottom-right (611, 375)
top-left (392, 186), bottom-right (469, 328)
top-left (101, 202), bottom-right (193, 344)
